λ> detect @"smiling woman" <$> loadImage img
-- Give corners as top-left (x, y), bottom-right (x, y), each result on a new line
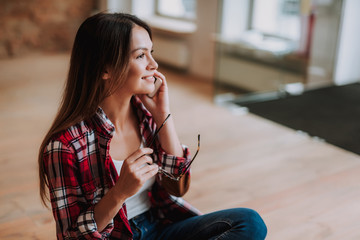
top-left (38, 12), bottom-right (267, 240)
top-left (108, 25), bottom-right (159, 99)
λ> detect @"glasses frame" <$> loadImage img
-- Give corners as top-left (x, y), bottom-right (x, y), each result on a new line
top-left (148, 114), bottom-right (200, 181)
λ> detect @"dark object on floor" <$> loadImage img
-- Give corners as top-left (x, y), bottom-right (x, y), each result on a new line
top-left (238, 83), bottom-right (360, 155)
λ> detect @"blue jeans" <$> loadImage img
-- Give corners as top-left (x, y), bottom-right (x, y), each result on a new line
top-left (129, 208), bottom-right (267, 240)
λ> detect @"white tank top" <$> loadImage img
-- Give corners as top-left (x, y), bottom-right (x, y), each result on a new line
top-left (112, 142), bottom-right (155, 219)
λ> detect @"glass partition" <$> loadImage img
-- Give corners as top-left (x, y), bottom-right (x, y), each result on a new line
top-left (214, 0), bottom-right (310, 106)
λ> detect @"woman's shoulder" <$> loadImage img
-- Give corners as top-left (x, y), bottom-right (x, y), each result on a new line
top-left (48, 119), bottom-right (94, 147)
top-left (42, 118), bottom-right (103, 164)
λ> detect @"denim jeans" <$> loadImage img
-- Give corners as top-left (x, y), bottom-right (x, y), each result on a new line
top-left (129, 208), bottom-right (267, 240)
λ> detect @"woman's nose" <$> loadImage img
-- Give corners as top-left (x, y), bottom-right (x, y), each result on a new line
top-left (147, 56), bottom-right (158, 70)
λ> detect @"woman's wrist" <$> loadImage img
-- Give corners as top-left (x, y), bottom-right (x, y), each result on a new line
top-left (153, 111), bottom-right (171, 127)
top-left (153, 114), bottom-right (183, 157)
top-left (94, 187), bottom-right (126, 231)
top-left (111, 184), bottom-right (130, 204)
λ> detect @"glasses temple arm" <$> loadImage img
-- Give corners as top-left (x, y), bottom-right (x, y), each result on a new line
top-left (148, 113), bottom-right (171, 147)
top-left (179, 134), bottom-right (200, 177)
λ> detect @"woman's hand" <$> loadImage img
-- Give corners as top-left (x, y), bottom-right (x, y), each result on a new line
top-left (138, 70), bottom-right (170, 124)
top-left (138, 71), bottom-right (183, 157)
top-left (94, 148), bottom-right (158, 231)
top-left (113, 148), bottom-right (158, 199)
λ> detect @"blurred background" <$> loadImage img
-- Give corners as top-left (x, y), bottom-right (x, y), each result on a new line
top-left (1, 0), bottom-right (359, 89)
top-left (1, 0), bottom-right (360, 239)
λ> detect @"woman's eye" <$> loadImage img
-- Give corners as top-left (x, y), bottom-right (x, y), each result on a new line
top-left (137, 53), bottom-right (145, 59)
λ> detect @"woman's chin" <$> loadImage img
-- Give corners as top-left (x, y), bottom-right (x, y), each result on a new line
top-left (136, 88), bottom-right (154, 96)
top-left (143, 86), bottom-right (155, 95)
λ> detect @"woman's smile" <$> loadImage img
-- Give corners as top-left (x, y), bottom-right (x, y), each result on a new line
top-left (142, 75), bottom-right (155, 82)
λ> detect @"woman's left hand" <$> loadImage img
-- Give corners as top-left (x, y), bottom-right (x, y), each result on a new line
top-left (138, 70), bottom-right (171, 124)
top-left (138, 70), bottom-right (184, 157)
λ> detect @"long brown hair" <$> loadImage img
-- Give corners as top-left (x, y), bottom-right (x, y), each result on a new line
top-left (38, 12), bottom-right (152, 206)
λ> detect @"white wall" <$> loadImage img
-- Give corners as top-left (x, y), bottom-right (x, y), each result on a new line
top-left (306, 0), bottom-right (342, 88)
top-left (105, 0), bottom-right (131, 12)
top-left (189, 0), bottom-right (218, 79)
top-left (221, 0), bottom-right (249, 39)
top-left (334, 0), bottom-right (360, 85)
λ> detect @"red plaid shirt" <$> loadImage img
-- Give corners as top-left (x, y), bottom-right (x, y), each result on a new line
top-left (43, 96), bottom-right (200, 240)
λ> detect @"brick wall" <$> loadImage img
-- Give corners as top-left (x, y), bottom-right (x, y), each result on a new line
top-left (0, 0), bottom-right (97, 58)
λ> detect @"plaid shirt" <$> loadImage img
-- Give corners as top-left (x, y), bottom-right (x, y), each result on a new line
top-left (43, 96), bottom-right (201, 240)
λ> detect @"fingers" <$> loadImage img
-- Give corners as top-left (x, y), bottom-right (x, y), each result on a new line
top-left (123, 148), bottom-right (157, 175)
top-left (154, 70), bottom-right (164, 79)
top-left (142, 163), bottom-right (159, 179)
top-left (125, 148), bottom-right (153, 164)
top-left (154, 70), bottom-right (167, 87)
top-left (134, 154), bottom-right (158, 177)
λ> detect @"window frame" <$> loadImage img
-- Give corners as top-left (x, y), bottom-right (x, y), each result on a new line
top-left (247, 0), bottom-right (301, 41)
top-left (155, 0), bottom-right (197, 22)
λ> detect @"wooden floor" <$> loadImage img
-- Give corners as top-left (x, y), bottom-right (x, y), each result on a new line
top-left (1, 53), bottom-right (360, 239)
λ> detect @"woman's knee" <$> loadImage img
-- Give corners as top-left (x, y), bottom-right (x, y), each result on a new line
top-left (235, 208), bottom-right (267, 240)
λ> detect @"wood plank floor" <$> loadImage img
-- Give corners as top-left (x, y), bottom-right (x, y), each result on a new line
top-left (1, 53), bottom-right (360, 239)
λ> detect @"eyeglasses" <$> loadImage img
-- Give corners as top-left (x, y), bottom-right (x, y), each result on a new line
top-left (148, 113), bottom-right (200, 181)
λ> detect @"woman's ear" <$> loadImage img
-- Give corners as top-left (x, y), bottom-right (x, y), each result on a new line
top-left (102, 70), bottom-right (110, 80)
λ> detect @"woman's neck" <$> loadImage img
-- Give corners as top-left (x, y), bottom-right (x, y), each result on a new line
top-left (100, 94), bottom-right (134, 132)
top-left (103, 93), bottom-right (142, 160)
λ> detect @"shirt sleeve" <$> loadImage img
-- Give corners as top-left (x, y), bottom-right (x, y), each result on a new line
top-left (43, 140), bottom-right (113, 240)
top-left (156, 143), bottom-right (192, 176)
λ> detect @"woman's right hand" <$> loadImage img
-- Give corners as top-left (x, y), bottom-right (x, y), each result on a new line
top-left (114, 148), bottom-right (158, 200)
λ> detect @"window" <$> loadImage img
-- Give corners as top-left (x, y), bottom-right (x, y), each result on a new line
top-left (156, 0), bottom-right (196, 20)
top-left (251, 0), bottom-right (301, 41)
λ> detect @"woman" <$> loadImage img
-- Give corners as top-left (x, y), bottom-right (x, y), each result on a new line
top-left (38, 12), bottom-right (267, 240)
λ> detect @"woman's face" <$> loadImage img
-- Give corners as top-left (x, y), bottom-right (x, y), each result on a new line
top-left (123, 25), bottom-right (158, 96)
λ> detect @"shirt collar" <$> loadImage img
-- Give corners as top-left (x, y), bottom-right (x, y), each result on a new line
top-left (94, 95), bottom-right (152, 137)
top-left (94, 107), bottom-right (115, 136)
